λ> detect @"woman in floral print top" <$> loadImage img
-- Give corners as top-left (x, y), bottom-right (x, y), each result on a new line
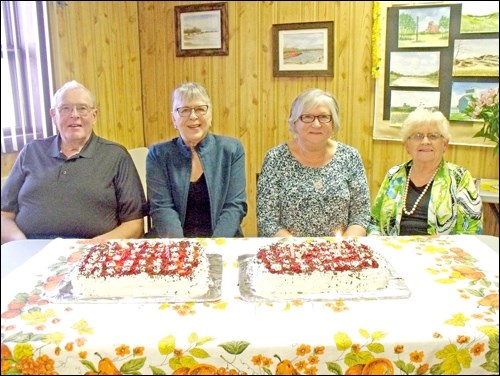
top-left (368, 109), bottom-right (483, 236)
top-left (257, 89), bottom-right (371, 237)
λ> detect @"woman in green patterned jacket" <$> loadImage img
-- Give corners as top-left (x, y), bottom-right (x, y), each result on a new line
top-left (368, 108), bottom-right (483, 236)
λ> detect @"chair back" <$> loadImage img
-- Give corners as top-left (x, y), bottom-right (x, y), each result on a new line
top-left (128, 147), bottom-right (149, 232)
top-left (128, 147), bottom-right (148, 197)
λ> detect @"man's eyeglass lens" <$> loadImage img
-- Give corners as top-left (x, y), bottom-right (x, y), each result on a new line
top-left (58, 105), bottom-right (92, 116)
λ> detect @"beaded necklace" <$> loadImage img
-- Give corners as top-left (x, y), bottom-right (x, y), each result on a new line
top-left (402, 165), bottom-right (438, 216)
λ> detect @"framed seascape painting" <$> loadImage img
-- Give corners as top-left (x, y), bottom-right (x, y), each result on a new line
top-left (272, 21), bottom-right (333, 77)
top-left (175, 2), bottom-right (228, 57)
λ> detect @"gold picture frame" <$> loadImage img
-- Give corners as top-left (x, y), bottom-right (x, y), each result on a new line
top-left (175, 2), bottom-right (228, 57)
top-left (272, 21), bottom-right (334, 77)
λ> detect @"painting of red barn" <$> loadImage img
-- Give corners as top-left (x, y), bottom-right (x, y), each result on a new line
top-left (398, 6), bottom-right (450, 48)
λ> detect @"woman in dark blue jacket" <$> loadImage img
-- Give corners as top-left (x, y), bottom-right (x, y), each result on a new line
top-left (146, 82), bottom-right (247, 238)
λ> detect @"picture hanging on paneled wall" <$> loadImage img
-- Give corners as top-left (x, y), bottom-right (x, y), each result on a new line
top-left (373, 1), bottom-right (499, 148)
top-left (175, 2), bottom-right (228, 57)
top-left (272, 21), bottom-right (334, 77)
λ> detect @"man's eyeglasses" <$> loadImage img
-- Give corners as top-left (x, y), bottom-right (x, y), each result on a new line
top-left (408, 133), bottom-right (443, 142)
top-left (58, 105), bottom-right (93, 116)
top-left (175, 105), bottom-right (209, 117)
top-left (299, 114), bottom-right (332, 124)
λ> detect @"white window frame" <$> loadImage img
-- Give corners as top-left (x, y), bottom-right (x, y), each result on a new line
top-left (1, 1), bottom-right (54, 154)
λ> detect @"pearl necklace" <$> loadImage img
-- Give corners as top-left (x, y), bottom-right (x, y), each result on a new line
top-left (402, 165), bottom-right (438, 216)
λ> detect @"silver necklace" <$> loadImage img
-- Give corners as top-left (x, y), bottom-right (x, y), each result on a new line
top-left (402, 165), bottom-right (438, 216)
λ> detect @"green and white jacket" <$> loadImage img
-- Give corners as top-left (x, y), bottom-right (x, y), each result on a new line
top-left (368, 160), bottom-right (483, 236)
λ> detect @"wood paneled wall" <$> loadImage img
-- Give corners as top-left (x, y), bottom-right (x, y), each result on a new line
top-left (136, 1), bottom-right (383, 237)
top-left (3, 1), bottom-right (497, 236)
top-left (47, 1), bottom-right (145, 149)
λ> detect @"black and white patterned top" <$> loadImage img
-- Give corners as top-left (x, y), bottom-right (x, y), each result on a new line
top-left (257, 142), bottom-right (371, 237)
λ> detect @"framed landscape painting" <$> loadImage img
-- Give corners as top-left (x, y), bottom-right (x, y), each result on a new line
top-left (389, 51), bottom-right (440, 87)
top-left (460, 1), bottom-right (499, 33)
top-left (272, 21), bottom-right (333, 77)
top-left (389, 90), bottom-right (440, 126)
top-left (452, 39), bottom-right (499, 77)
top-left (398, 6), bottom-right (450, 48)
top-left (175, 2), bottom-right (228, 57)
top-left (450, 81), bottom-right (499, 121)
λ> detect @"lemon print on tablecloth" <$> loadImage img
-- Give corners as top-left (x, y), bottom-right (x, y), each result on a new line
top-left (480, 180), bottom-right (499, 193)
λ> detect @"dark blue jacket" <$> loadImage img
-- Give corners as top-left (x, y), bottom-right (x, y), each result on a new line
top-left (147, 133), bottom-right (247, 237)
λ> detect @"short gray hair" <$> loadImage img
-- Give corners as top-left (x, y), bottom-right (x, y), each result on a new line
top-left (171, 82), bottom-right (212, 111)
top-left (400, 108), bottom-right (451, 141)
top-left (288, 88), bottom-right (340, 134)
top-left (51, 80), bottom-right (96, 108)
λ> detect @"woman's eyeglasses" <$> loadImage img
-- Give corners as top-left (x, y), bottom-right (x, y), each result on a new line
top-left (299, 114), bottom-right (332, 124)
top-left (408, 133), bottom-right (443, 142)
top-left (175, 105), bottom-right (209, 117)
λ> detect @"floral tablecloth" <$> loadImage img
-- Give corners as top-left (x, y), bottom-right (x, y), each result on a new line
top-left (1, 235), bottom-right (498, 375)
